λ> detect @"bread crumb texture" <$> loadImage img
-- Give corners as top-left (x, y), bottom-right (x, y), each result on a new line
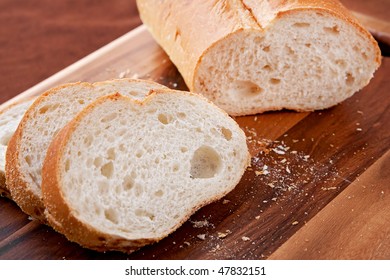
top-left (49, 91), bottom-right (248, 245)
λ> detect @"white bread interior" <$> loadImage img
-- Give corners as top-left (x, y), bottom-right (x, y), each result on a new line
top-left (6, 79), bottom-right (166, 222)
top-left (42, 91), bottom-right (249, 252)
top-left (137, 0), bottom-right (382, 115)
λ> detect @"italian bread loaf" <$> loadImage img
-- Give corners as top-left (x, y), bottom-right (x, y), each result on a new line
top-left (6, 79), bottom-right (166, 222)
top-left (42, 91), bottom-right (249, 253)
top-left (0, 98), bottom-right (35, 198)
top-left (137, 0), bottom-right (382, 116)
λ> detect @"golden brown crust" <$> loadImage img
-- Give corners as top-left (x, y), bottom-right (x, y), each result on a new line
top-left (0, 171), bottom-right (8, 198)
top-left (5, 111), bottom-right (47, 221)
top-left (0, 97), bottom-right (36, 199)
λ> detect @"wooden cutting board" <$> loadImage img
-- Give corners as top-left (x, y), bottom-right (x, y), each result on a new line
top-left (0, 23), bottom-right (389, 259)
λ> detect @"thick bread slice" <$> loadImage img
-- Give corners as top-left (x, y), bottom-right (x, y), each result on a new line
top-left (42, 91), bottom-right (250, 253)
top-left (137, 0), bottom-right (382, 115)
top-left (6, 79), bottom-right (166, 222)
top-left (0, 98), bottom-right (35, 198)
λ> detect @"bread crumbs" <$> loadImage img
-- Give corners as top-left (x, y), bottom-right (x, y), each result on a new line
top-left (197, 234), bottom-right (206, 240)
top-left (242, 236), bottom-right (251, 242)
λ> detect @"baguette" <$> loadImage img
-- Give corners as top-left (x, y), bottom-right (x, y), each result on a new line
top-left (137, 0), bottom-right (381, 116)
top-left (6, 79), bottom-right (166, 222)
top-left (0, 98), bottom-right (35, 198)
top-left (42, 91), bottom-right (249, 253)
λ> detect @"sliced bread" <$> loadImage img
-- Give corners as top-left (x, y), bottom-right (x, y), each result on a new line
top-left (0, 98), bottom-right (35, 198)
top-left (137, 0), bottom-right (382, 115)
top-left (6, 79), bottom-right (166, 222)
top-left (42, 90), bottom-right (249, 253)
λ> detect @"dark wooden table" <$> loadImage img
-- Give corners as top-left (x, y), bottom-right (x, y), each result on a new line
top-left (0, 0), bottom-right (389, 260)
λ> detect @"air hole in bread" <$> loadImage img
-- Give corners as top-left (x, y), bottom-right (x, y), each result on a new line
top-left (221, 127), bottom-right (232, 141)
top-left (105, 208), bottom-right (119, 224)
top-left (336, 59), bottom-right (347, 69)
top-left (119, 144), bottom-right (125, 152)
top-left (177, 112), bottom-right (186, 119)
top-left (154, 157), bottom-right (160, 164)
top-left (254, 36), bottom-right (263, 44)
top-left (228, 80), bottom-right (263, 99)
top-left (117, 129), bottom-right (127, 137)
top-left (293, 22), bottom-right (310, 28)
top-left (94, 205), bottom-right (101, 216)
top-left (263, 65), bottom-right (272, 71)
top-left (122, 174), bottom-right (135, 191)
top-left (107, 148), bottom-right (116, 160)
top-left (154, 190), bottom-right (164, 197)
top-left (135, 209), bottom-right (155, 221)
top-left (262, 45), bottom-right (271, 52)
top-left (135, 184), bottom-right (143, 197)
top-left (158, 113), bottom-right (173, 125)
top-left (101, 162), bottom-right (114, 179)
top-left (270, 78), bottom-right (281, 85)
top-left (38, 104), bottom-right (60, 114)
top-left (101, 113), bottom-right (118, 123)
top-left (128, 91), bottom-right (139, 97)
top-left (172, 163), bottom-right (179, 172)
top-left (25, 155), bottom-right (32, 166)
top-left (324, 25), bottom-right (340, 34)
top-left (135, 150), bottom-right (143, 158)
top-left (64, 159), bottom-right (70, 172)
top-left (305, 43), bottom-right (311, 48)
top-left (286, 46), bottom-right (295, 55)
top-left (93, 157), bottom-right (103, 167)
top-left (78, 99), bottom-right (85, 105)
top-left (346, 73), bottom-right (355, 86)
top-left (83, 135), bottom-right (93, 147)
top-left (98, 181), bottom-right (109, 194)
top-left (174, 28), bottom-right (181, 41)
top-left (190, 145), bottom-right (221, 179)
top-left (180, 147), bottom-right (188, 153)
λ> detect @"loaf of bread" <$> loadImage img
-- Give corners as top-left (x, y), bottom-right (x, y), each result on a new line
top-left (6, 79), bottom-right (166, 222)
top-left (137, 0), bottom-right (381, 116)
top-left (42, 91), bottom-right (249, 253)
top-left (0, 98), bottom-right (35, 198)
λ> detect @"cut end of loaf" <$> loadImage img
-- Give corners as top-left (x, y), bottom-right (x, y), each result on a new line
top-left (43, 91), bottom-right (249, 251)
top-left (194, 10), bottom-right (381, 116)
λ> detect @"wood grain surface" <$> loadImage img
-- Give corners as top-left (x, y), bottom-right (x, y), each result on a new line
top-left (0, 0), bottom-right (389, 260)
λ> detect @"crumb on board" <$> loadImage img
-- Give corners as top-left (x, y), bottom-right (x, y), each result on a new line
top-left (209, 244), bottom-right (221, 253)
top-left (217, 230), bottom-right (232, 239)
top-left (197, 234), bottom-right (206, 240)
top-left (242, 236), bottom-right (251, 242)
top-left (191, 219), bottom-right (211, 228)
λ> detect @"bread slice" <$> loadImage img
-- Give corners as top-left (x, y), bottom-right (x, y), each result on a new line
top-left (42, 90), bottom-right (249, 253)
top-left (0, 98), bottom-right (35, 198)
top-left (137, 0), bottom-right (382, 115)
top-left (6, 79), bottom-right (166, 222)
